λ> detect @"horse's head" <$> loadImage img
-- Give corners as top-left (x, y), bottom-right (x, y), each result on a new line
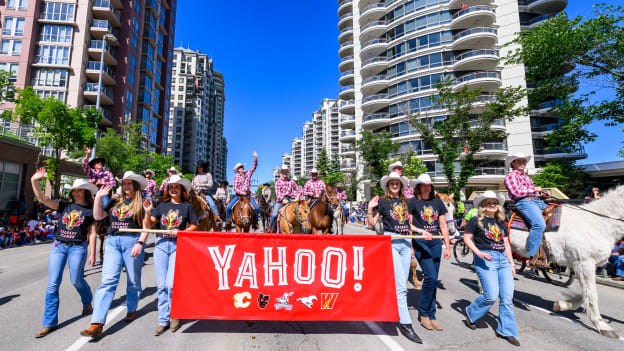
top-left (436, 193), bottom-right (457, 235)
top-left (235, 196), bottom-right (254, 226)
top-left (325, 185), bottom-right (341, 208)
top-left (294, 200), bottom-right (312, 234)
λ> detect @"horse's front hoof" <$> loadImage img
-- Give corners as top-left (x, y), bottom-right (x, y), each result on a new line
top-left (553, 302), bottom-right (561, 312)
top-left (600, 329), bottom-right (619, 338)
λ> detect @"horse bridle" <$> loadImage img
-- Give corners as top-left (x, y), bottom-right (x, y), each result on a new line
top-left (235, 199), bottom-right (252, 224)
top-left (279, 201), bottom-right (310, 233)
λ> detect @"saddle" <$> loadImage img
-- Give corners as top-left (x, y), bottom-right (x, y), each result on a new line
top-left (507, 203), bottom-right (562, 232)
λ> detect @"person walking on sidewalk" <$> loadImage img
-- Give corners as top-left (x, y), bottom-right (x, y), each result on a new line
top-left (31, 168), bottom-right (98, 338)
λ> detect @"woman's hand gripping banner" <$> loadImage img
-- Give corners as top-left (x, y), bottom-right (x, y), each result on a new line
top-left (171, 231), bottom-right (398, 321)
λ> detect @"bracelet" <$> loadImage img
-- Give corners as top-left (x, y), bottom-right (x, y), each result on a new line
top-left (137, 241), bottom-right (145, 247)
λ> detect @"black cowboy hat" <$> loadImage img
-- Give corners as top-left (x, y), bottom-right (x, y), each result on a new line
top-left (88, 157), bottom-right (106, 168)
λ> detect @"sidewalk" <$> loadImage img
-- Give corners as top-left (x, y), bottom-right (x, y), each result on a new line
top-left (596, 276), bottom-right (624, 289)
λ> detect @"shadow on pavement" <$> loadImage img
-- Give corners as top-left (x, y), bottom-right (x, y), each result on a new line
top-left (0, 294), bottom-right (20, 306)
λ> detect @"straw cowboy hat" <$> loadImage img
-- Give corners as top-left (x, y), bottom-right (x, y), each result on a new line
top-left (88, 157), bottom-right (106, 168)
top-left (409, 174), bottom-right (433, 188)
top-left (120, 171), bottom-right (147, 191)
top-left (71, 179), bottom-right (98, 196)
top-left (144, 169), bottom-right (155, 177)
top-left (380, 172), bottom-right (408, 193)
top-left (473, 190), bottom-right (506, 209)
top-left (167, 166), bottom-right (179, 174)
top-left (163, 174), bottom-right (192, 193)
top-left (233, 163), bottom-right (245, 173)
top-left (387, 161), bottom-right (403, 173)
top-left (505, 152), bottom-right (531, 169)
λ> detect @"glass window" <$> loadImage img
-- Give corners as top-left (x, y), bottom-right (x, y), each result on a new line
top-left (0, 40), bottom-right (22, 56)
top-left (415, 16), bottom-right (427, 30)
top-left (31, 68), bottom-right (68, 87)
top-left (39, 25), bottom-right (73, 43)
top-left (128, 70), bottom-right (135, 87)
top-left (34, 45), bottom-right (69, 64)
top-left (40, 2), bottom-right (75, 22)
top-left (126, 90), bottom-right (133, 108)
top-left (0, 63), bottom-right (19, 81)
top-left (3, 17), bottom-right (25, 36)
top-left (34, 89), bottom-right (66, 102)
top-left (7, 0), bottom-right (29, 11)
top-left (129, 52), bottom-right (137, 72)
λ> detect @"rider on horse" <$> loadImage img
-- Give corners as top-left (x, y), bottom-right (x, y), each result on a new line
top-left (503, 152), bottom-right (550, 269)
top-left (226, 151), bottom-right (259, 230)
top-left (388, 161), bottom-right (414, 199)
top-left (270, 166), bottom-right (301, 232)
top-left (82, 145), bottom-right (115, 208)
top-left (160, 167), bottom-right (180, 191)
top-left (192, 161), bottom-right (220, 220)
top-left (262, 183), bottom-right (272, 202)
top-left (335, 183), bottom-right (349, 221)
top-left (303, 169), bottom-right (333, 233)
top-left (143, 169), bottom-right (158, 200)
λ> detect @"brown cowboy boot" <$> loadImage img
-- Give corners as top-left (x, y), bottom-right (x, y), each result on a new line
top-left (34, 326), bottom-right (58, 338)
top-left (529, 245), bottom-right (550, 269)
top-left (80, 323), bottom-right (103, 338)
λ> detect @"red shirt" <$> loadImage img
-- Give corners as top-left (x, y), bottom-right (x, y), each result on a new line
top-left (504, 169), bottom-right (538, 202)
top-left (275, 177), bottom-right (300, 202)
top-left (303, 179), bottom-right (326, 198)
top-left (233, 159), bottom-right (257, 195)
top-left (82, 157), bottom-right (115, 187)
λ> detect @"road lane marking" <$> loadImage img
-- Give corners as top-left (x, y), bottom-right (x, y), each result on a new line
top-left (364, 321), bottom-right (405, 351)
top-left (65, 304), bottom-right (126, 351)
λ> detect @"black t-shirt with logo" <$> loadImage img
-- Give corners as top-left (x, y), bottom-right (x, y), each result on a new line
top-left (377, 197), bottom-right (411, 234)
top-left (106, 198), bottom-right (142, 235)
top-left (408, 198), bottom-right (447, 235)
top-left (151, 201), bottom-right (198, 238)
top-left (465, 216), bottom-right (508, 252)
top-left (56, 202), bottom-right (94, 242)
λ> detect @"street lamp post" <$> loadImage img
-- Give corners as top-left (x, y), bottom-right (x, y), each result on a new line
top-left (91, 33), bottom-right (118, 159)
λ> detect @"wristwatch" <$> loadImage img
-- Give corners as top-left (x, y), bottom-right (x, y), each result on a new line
top-left (137, 241), bottom-right (145, 247)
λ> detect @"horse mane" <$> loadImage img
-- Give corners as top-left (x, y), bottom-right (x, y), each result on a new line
top-left (579, 184), bottom-right (624, 220)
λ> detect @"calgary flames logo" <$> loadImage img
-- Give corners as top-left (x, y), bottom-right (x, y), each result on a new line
top-left (420, 206), bottom-right (438, 225)
top-left (486, 223), bottom-right (503, 242)
top-left (111, 204), bottom-right (133, 220)
top-left (161, 209), bottom-right (182, 229)
top-left (62, 210), bottom-right (84, 229)
top-left (392, 205), bottom-right (408, 223)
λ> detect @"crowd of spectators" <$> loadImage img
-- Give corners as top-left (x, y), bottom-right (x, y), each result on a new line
top-left (0, 207), bottom-right (58, 249)
top-left (349, 201), bottom-right (369, 225)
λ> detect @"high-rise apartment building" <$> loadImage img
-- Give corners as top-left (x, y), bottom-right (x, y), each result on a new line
top-left (168, 47), bottom-right (227, 182)
top-left (337, 0), bottom-right (584, 198)
top-left (0, 0), bottom-right (176, 153)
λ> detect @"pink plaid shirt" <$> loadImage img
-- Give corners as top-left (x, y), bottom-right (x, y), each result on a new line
top-left (404, 186), bottom-right (414, 199)
top-left (336, 189), bottom-right (347, 201)
top-left (159, 176), bottom-right (172, 191)
top-left (144, 179), bottom-right (158, 195)
top-left (504, 169), bottom-right (538, 202)
top-left (275, 177), bottom-right (300, 202)
top-left (303, 179), bottom-right (326, 198)
top-left (82, 157), bottom-right (115, 187)
top-left (233, 159), bottom-right (257, 195)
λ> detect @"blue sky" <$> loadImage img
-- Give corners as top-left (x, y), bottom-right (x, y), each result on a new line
top-left (174, 1), bottom-right (622, 184)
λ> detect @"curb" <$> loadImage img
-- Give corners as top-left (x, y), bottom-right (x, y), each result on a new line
top-left (595, 277), bottom-right (624, 290)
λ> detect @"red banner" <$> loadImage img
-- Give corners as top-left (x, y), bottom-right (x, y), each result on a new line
top-left (171, 231), bottom-right (398, 321)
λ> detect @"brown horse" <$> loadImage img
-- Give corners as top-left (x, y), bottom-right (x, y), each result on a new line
top-left (189, 191), bottom-right (220, 231)
top-left (273, 200), bottom-right (312, 234)
top-left (232, 195), bottom-right (255, 232)
top-left (308, 187), bottom-right (340, 234)
top-left (258, 195), bottom-right (272, 232)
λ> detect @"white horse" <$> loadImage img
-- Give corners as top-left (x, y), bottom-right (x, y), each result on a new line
top-left (508, 185), bottom-right (624, 338)
top-left (332, 206), bottom-right (345, 235)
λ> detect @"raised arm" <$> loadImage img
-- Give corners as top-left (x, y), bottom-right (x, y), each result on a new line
top-left (93, 185), bottom-right (112, 220)
top-left (30, 168), bottom-right (59, 210)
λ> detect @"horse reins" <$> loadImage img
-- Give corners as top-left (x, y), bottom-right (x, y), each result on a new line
top-left (560, 203), bottom-right (624, 223)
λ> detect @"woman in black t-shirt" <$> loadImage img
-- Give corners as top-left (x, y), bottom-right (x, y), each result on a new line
top-left (141, 175), bottom-right (198, 335)
top-left (462, 191), bottom-right (520, 347)
top-left (408, 174), bottom-right (451, 332)
top-left (81, 171), bottom-right (147, 339)
top-left (30, 168), bottom-right (98, 338)
top-left (367, 172), bottom-right (423, 344)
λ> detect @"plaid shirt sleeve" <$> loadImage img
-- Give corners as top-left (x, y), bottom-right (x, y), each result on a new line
top-left (102, 170), bottom-right (115, 187)
top-left (144, 180), bottom-right (157, 194)
top-left (337, 190), bottom-right (347, 201)
top-left (82, 156), bottom-right (95, 180)
top-left (276, 179), bottom-right (299, 201)
top-left (404, 187), bottom-right (414, 199)
top-left (504, 171), bottom-right (537, 201)
top-left (160, 176), bottom-right (170, 191)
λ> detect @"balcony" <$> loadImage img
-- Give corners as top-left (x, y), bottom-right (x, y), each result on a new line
top-left (359, 3), bottom-right (386, 26)
top-left (362, 93), bottom-right (390, 112)
top-left (359, 21), bottom-right (387, 43)
top-left (86, 61), bottom-right (116, 85)
top-left (472, 167), bottom-right (506, 177)
top-left (523, 12), bottom-right (564, 29)
top-left (340, 146), bottom-right (356, 157)
top-left (338, 55), bottom-right (354, 72)
top-left (88, 40), bottom-right (118, 66)
top-left (340, 161), bottom-right (356, 173)
top-left (339, 70), bottom-right (355, 86)
top-left (360, 38), bottom-right (388, 60)
top-left (520, 0), bottom-right (567, 14)
top-left (90, 19), bottom-right (113, 39)
top-left (361, 74), bottom-right (389, 95)
top-left (339, 99), bottom-right (355, 114)
top-left (339, 85), bottom-right (355, 100)
top-left (533, 99), bottom-right (563, 116)
top-left (93, 0), bottom-right (121, 27)
top-left (450, 0), bottom-right (495, 9)
top-left (452, 27), bottom-right (497, 50)
top-left (534, 146), bottom-right (587, 160)
top-left (451, 6), bottom-right (496, 29)
top-left (453, 49), bottom-right (499, 71)
top-left (338, 0), bottom-right (353, 17)
top-left (338, 41), bottom-right (354, 58)
top-left (469, 94), bottom-right (499, 113)
top-left (338, 12), bottom-right (353, 30)
top-left (454, 71), bottom-right (502, 92)
top-left (474, 142), bottom-right (508, 159)
top-left (340, 115), bottom-right (355, 128)
top-left (83, 83), bottom-right (114, 105)
top-left (340, 130), bottom-right (356, 143)
top-left (360, 56), bottom-right (388, 77)
top-left (83, 105), bottom-right (113, 125)
top-left (362, 113), bottom-right (393, 130)
top-left (338, 26), bottom-right (353, 44)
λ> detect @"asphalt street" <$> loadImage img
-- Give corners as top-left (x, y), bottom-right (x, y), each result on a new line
top-left (1, 224), bottom-right (623, 351)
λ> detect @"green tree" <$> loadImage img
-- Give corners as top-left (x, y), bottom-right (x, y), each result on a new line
top-left (384, 151), bottom-right (427, 178)
top-left (411, 80), bottom-right (526, 199)
top-left (315, 148), bottom-right (331, 178)
top-left (94, 123), bottom-right (142, 178)
top-left (0, 70), bottom-right (15, 109)
top-left (296, 176), bottom-right (307, 187)
top-left (322, 152), bottom-right (345, 186)
top-left (7, 88), bottom-right (100, 196)
top-left (532, 160), bottom-right (590, 198)
top-left (505, 5), bottom-right (624, 154)
top-left (356, 130), bottom-right (400, 196)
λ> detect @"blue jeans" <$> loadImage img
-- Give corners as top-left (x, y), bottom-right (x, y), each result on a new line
top-left (225, 195), bottom-right (259, 223)
top-left (514, 198), bottom-right (548, 256)
top-left (91, 234), bottom-right (144, 324)
top-left (340, 201), bottom-right (349, 219)
top-left (154, 237), bottom-right (176, 326)
top-left (610, 254), bottom-right (624, 277)
top-left (42, 241), bottom-right (93, 327)
top-left (412, 238), bottom-right (442, 319)
top-left (270, 202), bottom-right (283, 231)
top-left (203, 192), bottom-right (219, 217)
top-left (387, 233), bottom-right (413, 324)
top-left (467, 251), bottom-right (518, 337)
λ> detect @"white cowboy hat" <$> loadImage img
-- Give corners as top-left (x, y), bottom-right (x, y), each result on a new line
top-left (409, 174), bottom-right (433, 188)
top-left (71, 179), bottom-right (98, 196)
top-left (163, 174), bottom-right (192, 193)
top-left (473, 190), bottom-right (506, 209)
top-left (167, 166), bottom-right (179, 174)
top-left (144, 169), bottom-right (155, 177)
top-left (387, 161), bottom-right (403, 173)
top-left (233, 163), bottom-right (245, 173)
top-left (380, 172), bottom-right (408, 193)
top-left (279, 165), bottom-right (290, 173)
top-left (505, 152), bottom-right (531, 169)
top-left (309, 168), bottom-right (319, 174)
top-left (121, 171), bottom-right (147, 191)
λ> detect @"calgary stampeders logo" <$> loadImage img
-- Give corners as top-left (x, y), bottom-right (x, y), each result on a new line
top-left (420, 206), bottom-right (438, 225)
top-left (162, 209), bottom-right (182, 229)
top-left (111, 204), bottom-right (133, 220)
top-left (62, 210), bottom-right (84, 229)
top-left (392, 205), bottom-right (407, 223)
top-left (486, 223), bottom-right (503, 242)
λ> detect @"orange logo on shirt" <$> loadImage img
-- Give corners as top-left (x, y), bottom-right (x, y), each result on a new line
top-left (392, 205), bottom-right (408, 224)
top-left (111, 204), bottom-right (133, 220)
top-left (62, 210), bottom-right (84, 229)
top-left (486, 223), bottom-right (503, 242)
top-left (420, 206), bottom-right (438, 225)
top-left (161, 209), bottom-right (182, 229)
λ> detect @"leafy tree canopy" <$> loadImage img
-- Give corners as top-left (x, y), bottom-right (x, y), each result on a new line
top-left (356, 130), bottom-right (399, 196)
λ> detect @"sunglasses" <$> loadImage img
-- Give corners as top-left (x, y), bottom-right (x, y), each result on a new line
top-left (484, 202), bottom-right (499, 207)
